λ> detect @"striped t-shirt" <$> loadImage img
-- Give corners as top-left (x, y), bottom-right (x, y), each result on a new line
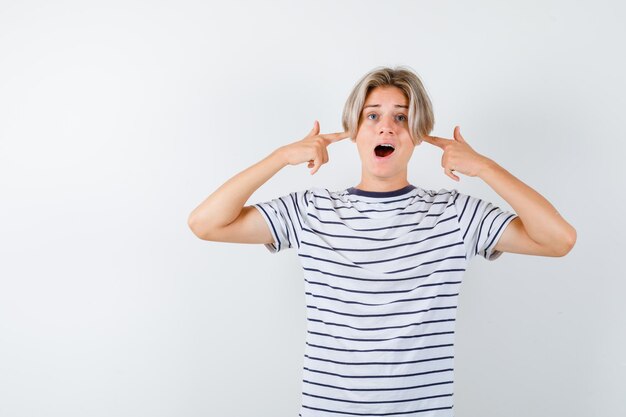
top-left (253, 184), bottom-right (518, 417)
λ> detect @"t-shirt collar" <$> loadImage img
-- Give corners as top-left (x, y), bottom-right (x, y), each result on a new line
top-left (346, 184), bottom-right (416, 198)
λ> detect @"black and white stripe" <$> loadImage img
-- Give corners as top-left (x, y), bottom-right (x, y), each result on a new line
top-left (254, 184), bottom-right (517, 416)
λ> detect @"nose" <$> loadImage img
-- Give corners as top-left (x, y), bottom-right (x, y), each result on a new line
top-left (378, 113), bottom-right (396, 135)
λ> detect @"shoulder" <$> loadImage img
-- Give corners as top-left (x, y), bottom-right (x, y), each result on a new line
top-left (415, 186), bottom-right (459, 205)
top-left (306, 186), bottom-right (350, 203)
top-left (281, 186), bottom-right (341, 211)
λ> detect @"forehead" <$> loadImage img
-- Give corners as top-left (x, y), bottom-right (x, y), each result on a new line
top-left (362, 86), bottom-right (408, 110)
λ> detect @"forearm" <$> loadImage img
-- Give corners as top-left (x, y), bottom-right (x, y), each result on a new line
top-left (478, 158), bottom-right (576, 249)
top-left (188, 148), bottom-right (288, 230)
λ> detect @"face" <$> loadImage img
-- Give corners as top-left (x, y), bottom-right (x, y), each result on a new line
top-left (354, 85), bottom-right (416, 184)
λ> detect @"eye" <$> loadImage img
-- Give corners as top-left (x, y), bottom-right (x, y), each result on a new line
top-left (365, 113), bottom-right (407, 122)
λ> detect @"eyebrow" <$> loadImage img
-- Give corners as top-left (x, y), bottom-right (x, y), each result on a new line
top-left (363, 104), bottom-right (408, 110)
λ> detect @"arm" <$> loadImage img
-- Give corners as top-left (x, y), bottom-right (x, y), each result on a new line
top-left (187, 121), bottom-right (349, 242)
top-left (187, 149), bottom-right (288, 240)
top-left (424, 126), bottom-right (577, 258)
top-left (478, 158), bottom-right (577, 257)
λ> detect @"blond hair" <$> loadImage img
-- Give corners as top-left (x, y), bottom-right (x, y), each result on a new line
top-left (341, 65), bottom-right (434, 146)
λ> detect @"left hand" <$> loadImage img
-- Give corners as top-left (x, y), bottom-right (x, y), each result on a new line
top-left (422, 126), bottom-right (491, 182)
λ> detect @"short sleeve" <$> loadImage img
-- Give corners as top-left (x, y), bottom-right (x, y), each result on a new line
top-left (252, 189), bottom-right (308, 254)
top-left (452, 190), bottom-right (518, 261)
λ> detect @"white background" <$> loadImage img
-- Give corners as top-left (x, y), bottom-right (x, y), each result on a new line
top-left (1, 1), bottom-right (624, 416)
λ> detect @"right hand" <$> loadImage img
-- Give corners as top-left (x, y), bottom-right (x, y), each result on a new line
top-left (278, 120), bottom-right (351, 175)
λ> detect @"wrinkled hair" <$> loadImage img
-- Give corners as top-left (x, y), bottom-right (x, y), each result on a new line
top-left (342, 65), bottom-right (434, 146)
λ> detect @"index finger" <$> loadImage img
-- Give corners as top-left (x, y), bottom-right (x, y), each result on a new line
top-left (422, 135), bottom-right (450, 149)
top-left (321, 131), bottom-right (351, 143)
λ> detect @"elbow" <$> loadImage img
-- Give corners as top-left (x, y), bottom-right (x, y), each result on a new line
top-left (187, 214), bottom-right (200, 238)
top-left (554, 227), bottom-right (577, 257)
top-left (188, 214), bottom-right (209, 240)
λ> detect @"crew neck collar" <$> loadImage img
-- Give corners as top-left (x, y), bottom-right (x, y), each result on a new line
top-left (346, 184), bottom-right (416, 198)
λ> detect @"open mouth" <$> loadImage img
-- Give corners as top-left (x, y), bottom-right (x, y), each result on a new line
top-left (374, 144), bottom-right (395, 158)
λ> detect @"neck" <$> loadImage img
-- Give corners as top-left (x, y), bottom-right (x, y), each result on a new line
top-left (354, 175), bottom-right (410, 192)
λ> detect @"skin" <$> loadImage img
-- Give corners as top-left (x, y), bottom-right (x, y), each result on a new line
top-left (353, 85), bottom-right (416, 192)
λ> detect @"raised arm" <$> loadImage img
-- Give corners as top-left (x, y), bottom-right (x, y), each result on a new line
top-left (187, 121), bottom-right (349, 242)
top-left (187, 149), bottom-right (287, 242)
top-left (423, 126), bottom-right (577, 257)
